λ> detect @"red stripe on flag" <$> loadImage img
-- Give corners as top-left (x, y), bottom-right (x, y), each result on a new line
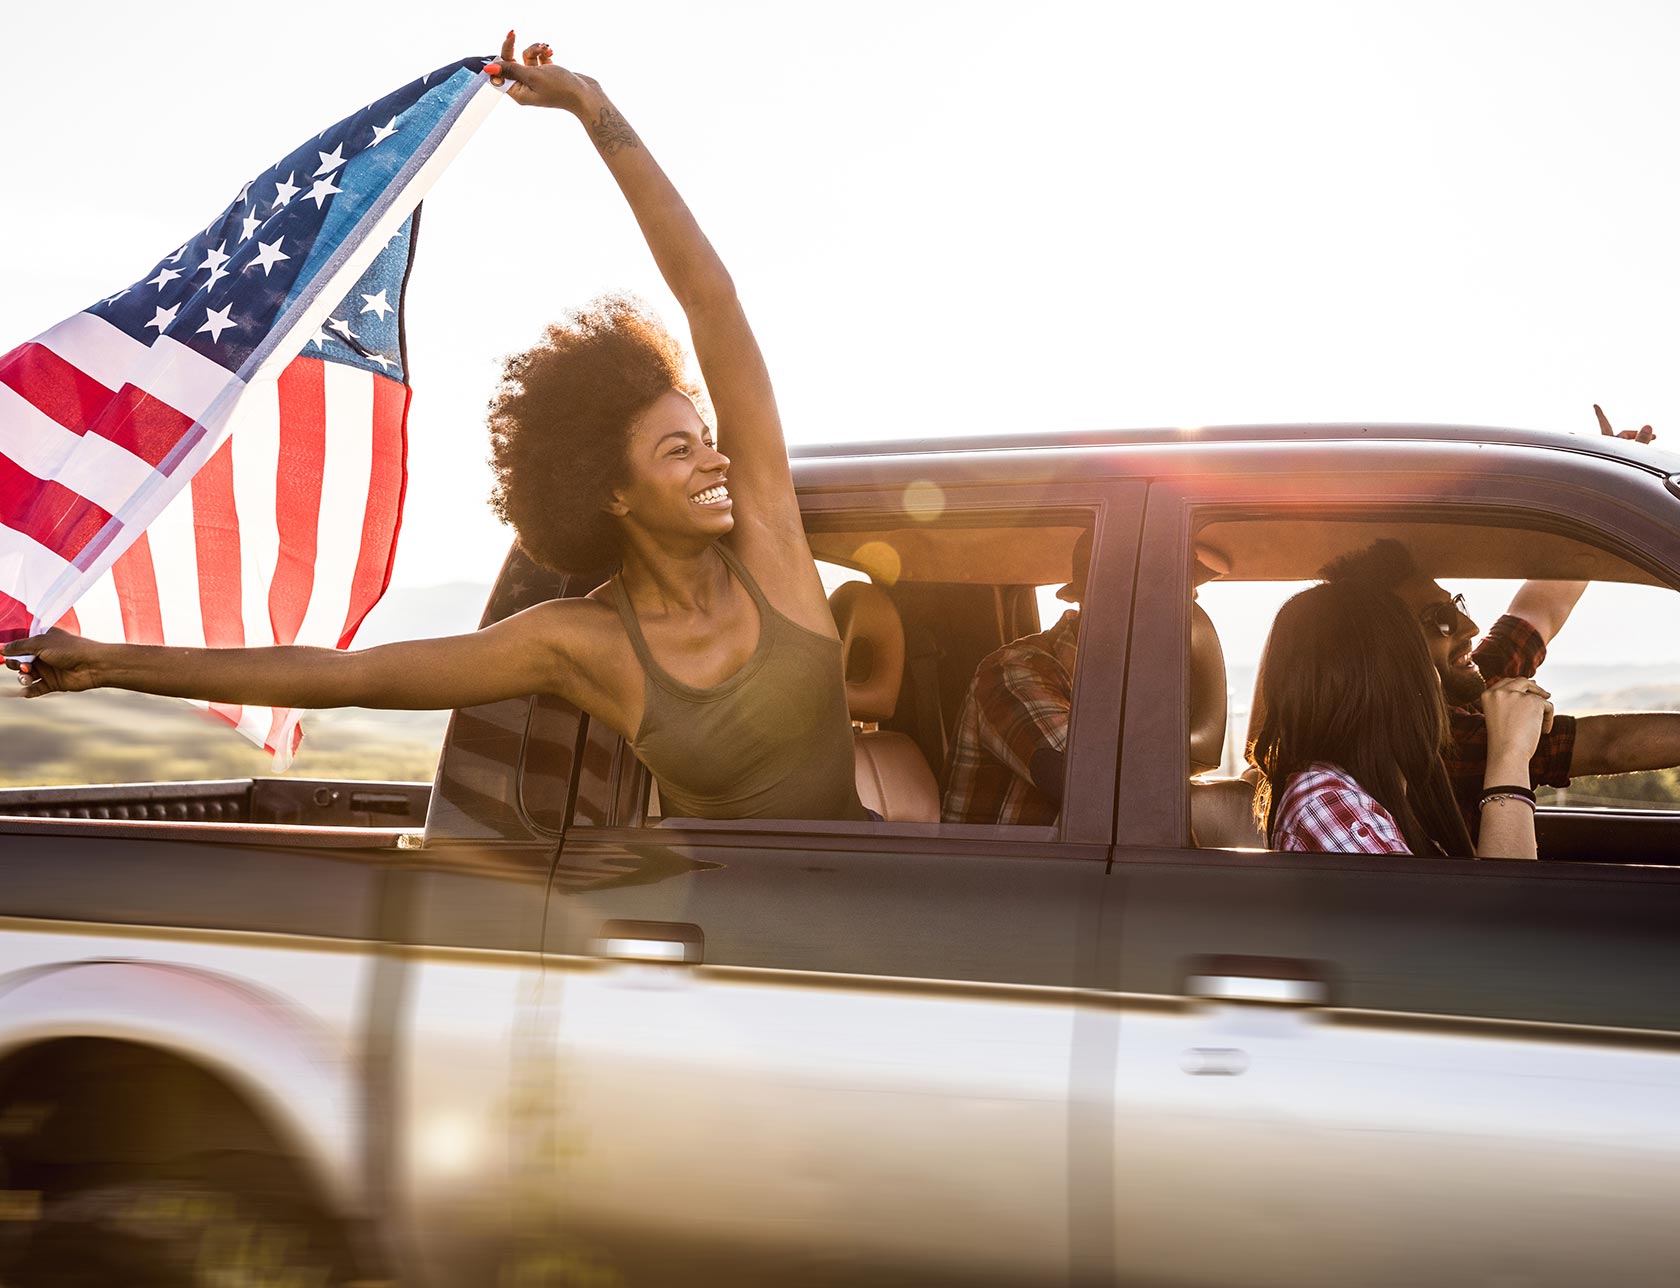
top-left (337, 375), bottom-right (410, 648)
top-left (109, 532), bottom-right (165, 645)
top-left (270, 360), bottom-right (327, 646)
top-left (191, 439), bottom-right (245, 729)
top-left (0, 343), bottom-right (111, 432)
top-left (0, 588), bottom-right (30, 644)
top-left (0, 449), bottom-right (113, 563)
top-left (264, 709), bottom-right (305, 758)
top-left (0, 343), bottom-right (194, 468)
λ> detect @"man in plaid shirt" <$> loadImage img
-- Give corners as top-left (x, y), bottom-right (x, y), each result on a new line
top-left (941, 535), bottom-right (1087, 825)
top-left (1325, 538), bottom-right (1680, 841)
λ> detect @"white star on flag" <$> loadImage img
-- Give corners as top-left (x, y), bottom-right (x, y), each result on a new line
top-left (370, 118), bottom-right (399, 146)
top-left (314, 143), bottom-right (347, 176)
top-left (304, 175), bottom-right (342, 209)
top-left (198, 242), bottom-right (232, 289)
top-left (240, 207), bottom-right (262, 240)
top-left (359, 289), bottom-right (393, 319)
top-left (166, 242), bottom-right (188, 265)
top-left (147, 266), bottom-right (183, 291)
top-left (196, 304), bottom-right (237, 342)
top-left (273, 172), bottom-right (301, 208)
top-left (145, 303), bottom-right (180, 332)
top-left (367, 352), bottom-right (394, 370)
top-left (326, 317), bottom-right (358, 341)
top-left (249, 238), bottom-right (291, 276)
top-left (308, 326), bottom-right (330, 348)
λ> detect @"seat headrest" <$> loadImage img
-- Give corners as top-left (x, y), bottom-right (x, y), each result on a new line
top-left (829, 581), bottom-right (906, 723)
top-left (1189, 601), bottom-right (1227, 775)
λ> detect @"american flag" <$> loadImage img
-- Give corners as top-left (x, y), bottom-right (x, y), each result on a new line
top-left (0, 56), bottom-right (500, 766)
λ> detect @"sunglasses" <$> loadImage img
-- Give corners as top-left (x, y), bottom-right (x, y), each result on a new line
top-left (1418, 593), bottom-right (1469, 637)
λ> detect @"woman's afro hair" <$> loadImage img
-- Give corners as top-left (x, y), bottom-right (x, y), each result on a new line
top-left (487, 294), bottom-right (702, 574)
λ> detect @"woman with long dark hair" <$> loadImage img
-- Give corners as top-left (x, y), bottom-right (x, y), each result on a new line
top-left (1250, 579), bottom-right (1549, 858)
top-left (2, 35), bottom-right (868, 823)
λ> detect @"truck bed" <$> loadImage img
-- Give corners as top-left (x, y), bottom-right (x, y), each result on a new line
top-left (0, 778), bottom-right (431, 829)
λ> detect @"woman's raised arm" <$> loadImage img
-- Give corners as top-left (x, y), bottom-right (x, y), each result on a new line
top-left (489, 36), bottom-right (803, 547)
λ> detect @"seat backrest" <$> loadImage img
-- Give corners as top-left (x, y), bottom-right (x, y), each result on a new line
top-left (830, 582), bottom-right (940, 823)
top-left (1188, 601), bottom-right (1264, 848)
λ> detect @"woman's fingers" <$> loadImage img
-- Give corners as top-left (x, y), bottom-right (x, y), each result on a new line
top-left (485, 58), bottom-right (534, 100)
top-left (489, 30), bottom-right (527, 90)
top-left (2, 636), bottom-right (44, 670)
top-left (522, 42), bottom-right (551, 67)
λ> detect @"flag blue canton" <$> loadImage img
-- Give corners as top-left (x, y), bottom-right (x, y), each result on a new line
top-left (88, 56), bottom-right (491, 381)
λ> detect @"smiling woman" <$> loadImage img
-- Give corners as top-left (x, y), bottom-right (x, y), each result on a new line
top-left (0, 32), bottom-right (869, 824)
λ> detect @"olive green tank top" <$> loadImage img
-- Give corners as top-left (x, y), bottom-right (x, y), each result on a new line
top-left (610, 544), bottom-right (868, 822)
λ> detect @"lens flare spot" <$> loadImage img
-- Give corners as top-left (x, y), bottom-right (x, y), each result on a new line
top-left (902, 480), bottom-right (945, 522)
top-left (850, 540), bottom-right (903, 586)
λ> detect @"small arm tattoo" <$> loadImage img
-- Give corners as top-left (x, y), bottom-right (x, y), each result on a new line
top-left (591, 104), bottom-right (640, 156)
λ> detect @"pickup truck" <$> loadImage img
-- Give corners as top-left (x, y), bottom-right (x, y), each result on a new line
top-left (0, 423), bottom-right (1677, 1287)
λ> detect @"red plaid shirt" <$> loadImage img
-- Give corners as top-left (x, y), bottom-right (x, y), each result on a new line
top-left (1273, 763), bottom-right (1412, 854)
top-left (941, 609), bottom-right (1079, 825)
top-left (1448, 614), bottom-right (1577, 838)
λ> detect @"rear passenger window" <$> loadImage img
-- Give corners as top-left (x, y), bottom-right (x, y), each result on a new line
top-left (1187, 514), bottom-right (1680, 859)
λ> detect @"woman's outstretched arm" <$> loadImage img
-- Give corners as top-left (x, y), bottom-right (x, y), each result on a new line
top-left (2, 598), bottom-right (632, 725)
top-left (490, 37), bottom-right (809, 558)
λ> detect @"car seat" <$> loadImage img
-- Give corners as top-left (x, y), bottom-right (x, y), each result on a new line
top-left (829, 582), bottom-right (942, 823)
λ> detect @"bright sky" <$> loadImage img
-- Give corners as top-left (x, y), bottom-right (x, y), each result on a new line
top-left (7, 1), bottom-right (1680, 657)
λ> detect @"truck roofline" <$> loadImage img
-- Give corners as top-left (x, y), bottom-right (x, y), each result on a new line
top-left (789, 422), bottom-right (1677, 475)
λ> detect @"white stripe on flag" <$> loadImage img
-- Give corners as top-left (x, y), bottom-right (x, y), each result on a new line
top-left (226, 376), bottom-right (283, 647)
top-left (294, 363), bottom-right (375, 649)
top-left (35, 314), bottom-right (239, 425)
top-left (142, 469), bottom-right (206, 651)
top-left (224, 379), bottom-right (287, 749)
top-left (0, 382), bottom-right (160, 513)
top-left (0, 524), bottom-right (75, 616)
top-left (72, 569), bottom-right (125, 642)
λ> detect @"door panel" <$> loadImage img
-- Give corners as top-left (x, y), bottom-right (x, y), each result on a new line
top-left (537, 831), bottom-right (1110, 1287)
top-left (1103, 847), bottom-right (1680, 1287)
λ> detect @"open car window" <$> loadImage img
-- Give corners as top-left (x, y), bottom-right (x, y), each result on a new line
top-left (1187, 514), bottom-right (1680, 862)
top-left (521, 512), bottom-right (1099, 841)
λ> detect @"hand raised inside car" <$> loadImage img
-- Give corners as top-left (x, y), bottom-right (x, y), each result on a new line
top-left (1481, 676), bottom-right (1554, 775)
top-left (1594, 404), bottom-right (1656, 444)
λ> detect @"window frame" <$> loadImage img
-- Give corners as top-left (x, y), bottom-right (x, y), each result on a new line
top-left (1119, 449), bottom-right (1680, 854)
top-left (527, 478), bottom-right (1145, 848)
